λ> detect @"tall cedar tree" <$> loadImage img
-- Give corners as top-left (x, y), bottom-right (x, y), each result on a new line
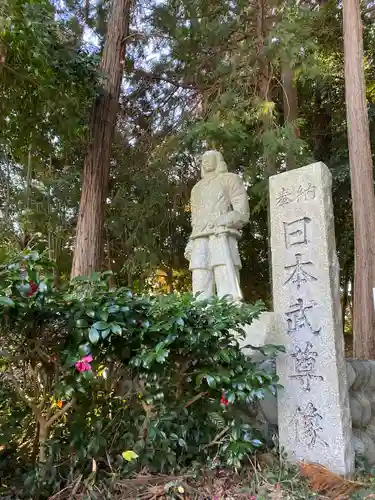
top-left (343, 0), bottom-right (375, 358)
top-left (71, 0), bottom-right (133, 277)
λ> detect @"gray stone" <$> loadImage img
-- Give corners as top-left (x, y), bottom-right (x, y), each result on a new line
top-left (257, 359), bottom-right (278, 425)
top-left (369, 393), bottom-right (375, 415)
top-left (259, 393), bottom-right (278, 426)
top-left (269, 162), bottom-right (354, 476)
top-left (366, 361), bottom-right (375, 389)
top-left (349, 392), bottom-right (371, 427)
top-left (352, 429), bottom-right (366, 458)
top-left (238, 312), bottom-right (283, 360)
top-left (352, 429), bottom-right (375, 465)
top-left (361, 431), bottom-right (375, 465)
top-left (365, 419), bottom-right (375, 442)
top-left (346, 362), bottom-right (356, 391)
top-left (350, 360), bottom-right (372, 391)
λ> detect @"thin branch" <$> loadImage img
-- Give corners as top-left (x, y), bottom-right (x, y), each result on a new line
top-left (204, 426), bottom-right (230, 449)
top-left (47, 398), bottom-right (75, 427)
top-left (8, 369), bottom-right (40, 417)
top-left (184, 391), bottom-right (208, 409)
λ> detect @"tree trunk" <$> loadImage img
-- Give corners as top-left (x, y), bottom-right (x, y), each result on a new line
top-left (312, 85), bottom-right (332, 163)
top-left (256, 0), bottom-right (277, 300)
top-left (166, 266), bottom-right (173, 294)
top-left (281, 63), bottom-right (298, 170)
top-left (71, 0), bottom-right (133, 278)
top-left (342, 263), bottom-right (350, 333)
top-left (38, 419), bottom-right (48, 465)
top-left (343, 0), bottom-right (375, 358)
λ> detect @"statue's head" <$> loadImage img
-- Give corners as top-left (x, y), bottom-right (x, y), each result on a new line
top-left (200, 150), bottom-right (228, 178)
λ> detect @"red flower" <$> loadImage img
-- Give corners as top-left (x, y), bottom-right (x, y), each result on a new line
top-left (220, 395), bottom-right (229, 406)
top-left (26, 281), bottom-right (38, 297)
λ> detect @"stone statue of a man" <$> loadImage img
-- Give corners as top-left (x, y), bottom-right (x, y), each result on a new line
top-left (185, 150), bottom-right (250, 301)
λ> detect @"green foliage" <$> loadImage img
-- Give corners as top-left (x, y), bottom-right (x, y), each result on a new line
top-left (0, 251), bottom-right (282, 497)
top-left (0, 0), bottom-right (99, 279)
top-left (3, 0), bottom-right (375, 313)
top-left (0, 0), bottom-right (99, 154)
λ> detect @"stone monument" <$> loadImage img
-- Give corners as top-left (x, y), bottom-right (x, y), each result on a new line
top-left (269, 162), bottom-right (354, 476)
top-left (185, 150), bottom-right (250, 301)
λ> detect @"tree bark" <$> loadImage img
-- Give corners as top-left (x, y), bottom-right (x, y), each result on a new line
top-left (71, 0), bottom-right (133, 278)
top-left (166, 266), bottom-right (173, 294)
top-left (343, 0), bottom-right (375, 358)
top-left (256, 0), bottom-right (277, 299)
top-left (341, 263), bottom-right (350, 333)
top-left (312, 84), bottom-right (332, 163)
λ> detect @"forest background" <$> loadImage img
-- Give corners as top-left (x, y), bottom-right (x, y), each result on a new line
top-left (2, 0), bottom-right (375, 325)
top-left (1, 0), bottom-right (375, 497)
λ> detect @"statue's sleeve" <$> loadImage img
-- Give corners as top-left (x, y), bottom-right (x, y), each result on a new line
top-left (184, 188), bottom-right (196, 260)
top-left (190, 186), bottom-right (198, 230)
top-left (219, 174), bottom-right (250, 229)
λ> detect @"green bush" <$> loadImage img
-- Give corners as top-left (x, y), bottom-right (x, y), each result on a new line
top-left (0, 251), bottom-right (282, 497)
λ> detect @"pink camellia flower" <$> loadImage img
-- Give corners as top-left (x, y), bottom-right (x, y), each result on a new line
top-left (75, 355), bottom-right (93, 372)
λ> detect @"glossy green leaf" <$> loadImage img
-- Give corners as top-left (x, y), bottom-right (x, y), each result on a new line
top-left (92, 321), bottom-right (109, 331)
top-left (0, 296), bottom-right (14, 306)
top-left (205, 375), bottom-right (216, 388)
top-left (88, 327), bottom-right (100, 344)
top-left (101, 328), bottom-right (111, 339)
top-left (76, 318), bottom-right (88, 328)
top-left (110, 323), bottom-right (122, 334)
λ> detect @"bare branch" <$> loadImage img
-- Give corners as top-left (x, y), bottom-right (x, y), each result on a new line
top-left (47, 399), bottom-right (75, 427)
top-left (8, 369), bottom-right (40, 418)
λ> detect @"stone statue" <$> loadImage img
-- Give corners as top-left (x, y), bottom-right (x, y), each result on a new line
top-left (184, 150), bottom-right (250, 301)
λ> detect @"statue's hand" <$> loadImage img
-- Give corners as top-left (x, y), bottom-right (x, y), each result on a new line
top-left (184, 240), bottom-right (193, 261)
top-left (217, 211), bottom-right (244, 230)
top-left (214, 225), bottom-right (227, 236)
top-left (217, 213), bottom-right (229, 227)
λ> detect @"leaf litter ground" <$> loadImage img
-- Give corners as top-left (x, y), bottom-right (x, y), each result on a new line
top-left (44, 453), bottom-right (375, 500)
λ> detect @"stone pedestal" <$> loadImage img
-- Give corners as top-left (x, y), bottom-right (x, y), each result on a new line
top-left (269, 162), bottom-right (354, 475)
top-left (238, 312), bottom-right (282, 360)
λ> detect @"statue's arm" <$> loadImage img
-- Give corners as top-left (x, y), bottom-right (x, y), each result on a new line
top-left (185, 188), bottom-right (196, 261)
top-left (218, 174), bottom-right (250, 229)
top-left (190, 186), bottom-right (198, 230)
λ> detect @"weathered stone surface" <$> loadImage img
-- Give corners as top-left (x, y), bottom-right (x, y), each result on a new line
top-left (346, 362), bottom-right (356, 391)
top-left (368, 362), bottom-right (375, 389)
top-left (362, 431), bottom-right (375, 464)
top-left (249, 356), bottom-right (375, 465)
top-left (349, 392), bottom-right (371, 427)
top-left (352, 429), bottom-right (366, 458)
top-left (258, 359), bottom-right (278, 425)
top-left (350, 360), bottom-right (372, 391)
top-left (238, 312), bottom-right (283, 360)
top-left (352, 429), bottom-right (375, 464)
top-left (369, 393), bottom-right (375, 415)
top-left (365, 419), bottom-right (375, 441)
top-left (269, 162), bottom-right (354, 476)
top-left (349, 360), bottom-right (375, 390)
